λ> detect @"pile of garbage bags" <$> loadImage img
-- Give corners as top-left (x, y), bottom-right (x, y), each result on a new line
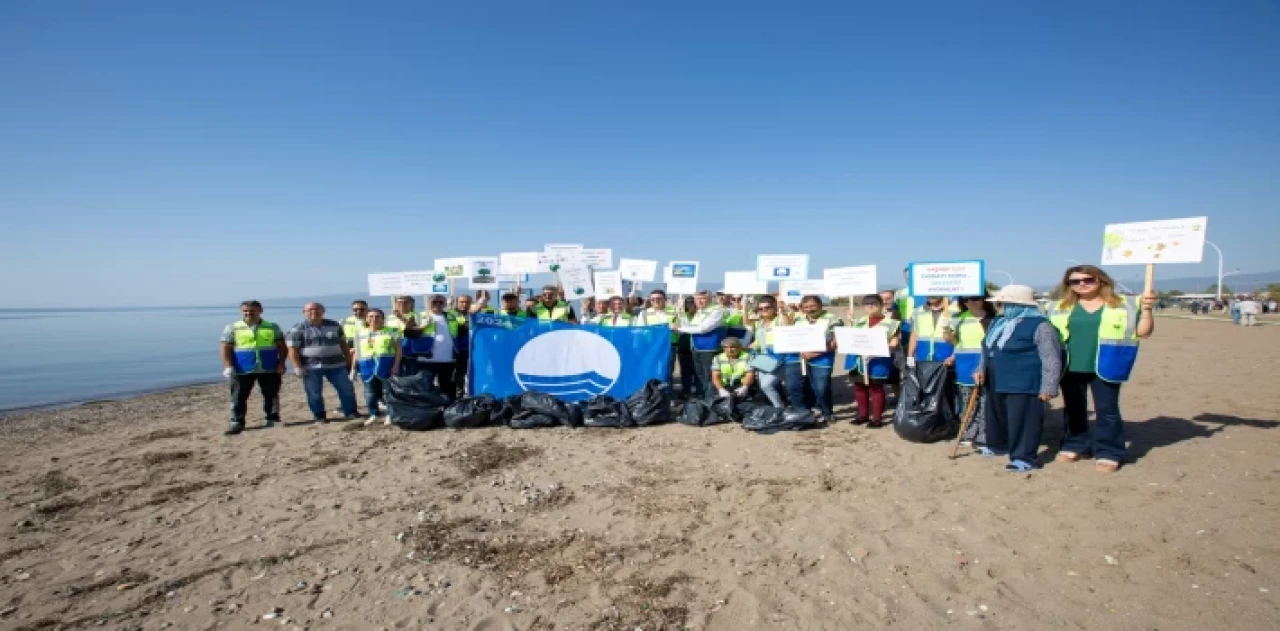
top-left (385, 378), bottom-right (675, 431)
top-left (893, 360), bottom-right (959, 443)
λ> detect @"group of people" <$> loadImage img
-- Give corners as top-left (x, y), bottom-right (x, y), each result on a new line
top-left (1228, 295), bottom-right (1272, 326)
top-left (219, 264), bottom-right (1158, 473)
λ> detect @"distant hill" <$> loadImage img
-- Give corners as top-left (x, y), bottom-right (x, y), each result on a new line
top-left (1035, 271), bottom-right (1279, 294)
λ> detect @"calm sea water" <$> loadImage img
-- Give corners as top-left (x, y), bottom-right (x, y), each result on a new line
top-left (0, 306), bottom-right (311, 412)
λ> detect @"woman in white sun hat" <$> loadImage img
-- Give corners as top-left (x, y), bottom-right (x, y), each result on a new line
top-left (975, 285), bottom-right (1063, 473)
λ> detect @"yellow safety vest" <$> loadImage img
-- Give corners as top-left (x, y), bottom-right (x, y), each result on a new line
top-left (533, 300), bottom-right (571, 322)
top-left (1048, 298), bottom-right (1139, 383)
top-left (714, 352), bottom-right (753, 386)
top-left (229, 320), bottom-right (279, 373)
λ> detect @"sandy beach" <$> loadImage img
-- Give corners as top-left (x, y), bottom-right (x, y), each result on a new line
top-left (1, 317), bottom-right (1278, 630)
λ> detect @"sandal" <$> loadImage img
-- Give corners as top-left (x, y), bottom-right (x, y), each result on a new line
top-left (1056, 451), bottom-right (1085, 463)
top-left (1096, 459), bottom-right (1120, 473)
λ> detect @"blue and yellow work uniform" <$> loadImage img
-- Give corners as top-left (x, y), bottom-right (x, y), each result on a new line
top-left (724, 307), bottom-right (749, 341)
top-left (911, 306), bottom-right (956, 362)
top-left (952, 312), bottom-right (988, 386)
top-left (784, 311), bottom-right (842, 368)
top-left (686, 308), bottom-right (727, 352)
top-left (355, 327), bottom-right (401, 381)
top-left (895, 289), bottom-right (927, 337)
top-left (340, 316), bottom-right (366, 344)
top-left (843, 317), bottom-right (900, 379)
top-left (642, 307), bottom-right (679, 343)
top-left (229, 320), bottom-right (281, 373)
top-left (1048, 298), bottom-right (1140, 383)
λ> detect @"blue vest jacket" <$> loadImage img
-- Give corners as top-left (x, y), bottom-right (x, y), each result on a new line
top-left (984, 319), bottom-right (1045, 395)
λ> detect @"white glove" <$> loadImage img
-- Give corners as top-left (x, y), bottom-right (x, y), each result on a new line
top-left (716, 388), bottom-right (731, 398)
top-left (734, 386), bottom-right (748, 397)
top-left (222, 367), bottom-right (235, 379)
top-left (906, 357), bottom-right (917, 368)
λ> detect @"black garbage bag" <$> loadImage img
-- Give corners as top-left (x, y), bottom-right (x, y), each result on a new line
top-left (710, 396), bottom-right (739, 423)
top-left (443, 395), bottom-right (499, 429)
top-left (489, 395), bottom-right (521, 424)
top-left (678, 399), bottom-right (723, 427)
top-left (385, 373), bottom-right (450, 430)
top-left (742, 406), bottom-right (817, 434)
top-left (893, 360), bottom-right (959, 443)
top-left (519, 391), bottom-right (580, 427)
top-left (583, 395), bottom-right (635, 428)
top-left (624, 380), bottom-right (673, 426)
top-left (508, 411), bottom-right (558, 429)
top-left (736, 401), bottom-right (760, 418)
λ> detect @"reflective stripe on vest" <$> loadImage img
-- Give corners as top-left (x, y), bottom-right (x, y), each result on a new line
top-left (231, 320), bottom-right (279, 373)
top-left (912, 308), bottom-right (956, 362)
top-left (1048, 298), bottom-right (1140, 383)
top-left (341, 316), bottom-right (366, 341)
top-left (714, 352), bottom-right (752, 386)
top-left (533, 301), bottom-right (570, 321)
top-left (953, 312), bottom-right (987, 386)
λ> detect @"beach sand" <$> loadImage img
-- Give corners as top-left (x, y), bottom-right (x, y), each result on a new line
top-left (1, 318), bottom-right (1277, 630)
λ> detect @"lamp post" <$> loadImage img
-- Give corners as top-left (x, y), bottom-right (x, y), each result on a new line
top-left (1206, 240), bottom-right (1225, 301)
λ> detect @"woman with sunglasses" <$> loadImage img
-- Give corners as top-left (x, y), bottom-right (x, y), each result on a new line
top-left (1049, 265), bottom-right (1156, 473)
top-left (747, 295), bottom-right (788, 407)
top-left (843, 294), bottom-right (900, 426)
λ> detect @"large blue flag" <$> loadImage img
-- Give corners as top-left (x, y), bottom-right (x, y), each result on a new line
top-left (469, 314), bottom-right (671, 402)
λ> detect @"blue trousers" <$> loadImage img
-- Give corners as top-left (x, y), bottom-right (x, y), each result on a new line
top-left (986, 390), bottom-right (1045, 465)
top-left (302, 366), bottom-right (358, 418)
top-left (1060, 371), bottom-right (1126, 462)
top-left (785, 362), bottom-right (834, 419)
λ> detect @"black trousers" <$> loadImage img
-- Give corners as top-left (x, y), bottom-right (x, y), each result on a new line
top-left (419, 361), bottom-right (457, 402)
top-left (693, 351), bottom-right (718, 397)
top-left (452, 351), bottom-right (469, 396)
top-left (229, 373), bottom-right (281, 424)
top-left (986, 389), bottom-right (1045, 464)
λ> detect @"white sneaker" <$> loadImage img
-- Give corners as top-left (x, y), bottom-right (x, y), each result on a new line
top-left (383, 417), bottom-right (392, 426)
top-left (364, 415), bottom-right (379, 426)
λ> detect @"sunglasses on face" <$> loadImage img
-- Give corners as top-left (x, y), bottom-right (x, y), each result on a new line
top-left (1068, 277), bottom-right (1098, 286)
top-left (431, 300), bottom-right (446, 305)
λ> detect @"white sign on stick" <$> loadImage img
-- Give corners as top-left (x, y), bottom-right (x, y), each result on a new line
top-left (908, 260), bottom-right (985, 297)
top-left (558, 266), bottom-right (594, 299)
top-left (835, 327), bottom-right (891, 357)
top-left (824, 265), bottom-right (878, 297)
top-left (469, 257), bottom-right (500, 290)
top-left (756, 254), bottom-right (810, 281)
top-left (434, 257), bottom-right (471, 279)
top-left (666, 260), bottom-right (700, 294)
top-left (724, 271), bottom-right (768, 295)
top-left (1101, 217), bottom-right (1208, 265)
top-left (770, 326), bottom-right (829, 354)
top-left (779, 280), bottom-right (827, 304)
top-left (543, 244), bottom-right (584, 271)
top-left (401, 271), bottom-right (438, 294)
top-left (619, 258), bottom-right (658, 282)
top-left (499, 252), bottom-right (541, 275)
top-left (367, 272), bottom-right (405, 297)
top-left (580, 248), bottom-right (613, 269)
top-left (594, 271), bottom-right (623, 300)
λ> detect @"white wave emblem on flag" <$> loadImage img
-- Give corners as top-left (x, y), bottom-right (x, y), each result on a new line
top-left (513, 330), bottom-right (621, 401)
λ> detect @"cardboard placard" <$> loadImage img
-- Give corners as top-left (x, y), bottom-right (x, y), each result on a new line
top-left (908, 260), bottom-right (985, 297)
top-left (770, 326), bottom-right (829, 354)
top-left (757, 254), bottom-right (810, 281)
top-left (666, 261), bottom-right (699, 294)
top-left (724, 271), bottom-right (768, 295)
top-left (434, 257), bottom-right (471, 279)
top-left (594, 270), bottom-right (624, 300)
top-left (580, 248), bottom-right (613, 269)
top-left (824, 265), bottom-right (878, 297)
top-left (499, 252), bottom-right (541, 275)
top-left (835, 326), bottom-right (891, 357)
top-left (368, 272), bottom-right (405, 297)
top-left (558, 266), bottom-right (594, 299)
top-left (1101, 217), bottom-right (1208, 265)
top-left (619, 258), bottom-right (658, 282)
top-left (779, 280), bottom-right (827, 304)
top-left (469, 257), bottom-right (500, 290)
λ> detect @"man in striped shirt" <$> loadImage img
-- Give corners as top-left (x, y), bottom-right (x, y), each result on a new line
top-left (286, 303), bottom-right (359, 423)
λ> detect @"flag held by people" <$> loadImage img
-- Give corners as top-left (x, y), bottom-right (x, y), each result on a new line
top-left (470, 315), bottom-right (671, 402)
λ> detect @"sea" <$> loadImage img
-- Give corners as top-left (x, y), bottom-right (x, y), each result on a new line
top-left (0, 306), bottom-right (317, 413)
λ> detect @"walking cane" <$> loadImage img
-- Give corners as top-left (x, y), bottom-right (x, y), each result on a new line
top-left (949, 386), bottom-right (982, 460)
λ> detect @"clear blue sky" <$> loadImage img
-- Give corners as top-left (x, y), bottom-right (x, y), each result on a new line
top-left (2, 1), bottom-right (1276, 307)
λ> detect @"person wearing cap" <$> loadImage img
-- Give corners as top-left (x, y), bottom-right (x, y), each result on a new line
top-left (1049, 265), bottom-right (1156, 473)
top-left (594, 296), bottom-right (635, 326)
top-left (711, 337), bottom-right (756, 399)
top-left (843, 294), bottom-right (900, 427)
top-left (783, 295), bottom-right (843, 423)
top-left (638, 289), bottom-right (680, 386)
top-left (946, 293), bottom-right (995, 447)
top-left (746, 295), bottom-right (788, 408)
top-left (975, 285), bottom-right (1063, 473)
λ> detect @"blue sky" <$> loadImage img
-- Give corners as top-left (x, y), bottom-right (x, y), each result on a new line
top-left (1, 1), bottom-right (1276, 307)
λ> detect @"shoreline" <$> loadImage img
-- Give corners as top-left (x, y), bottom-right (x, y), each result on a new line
top-left (0, 376), bottom-right (225, 418)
